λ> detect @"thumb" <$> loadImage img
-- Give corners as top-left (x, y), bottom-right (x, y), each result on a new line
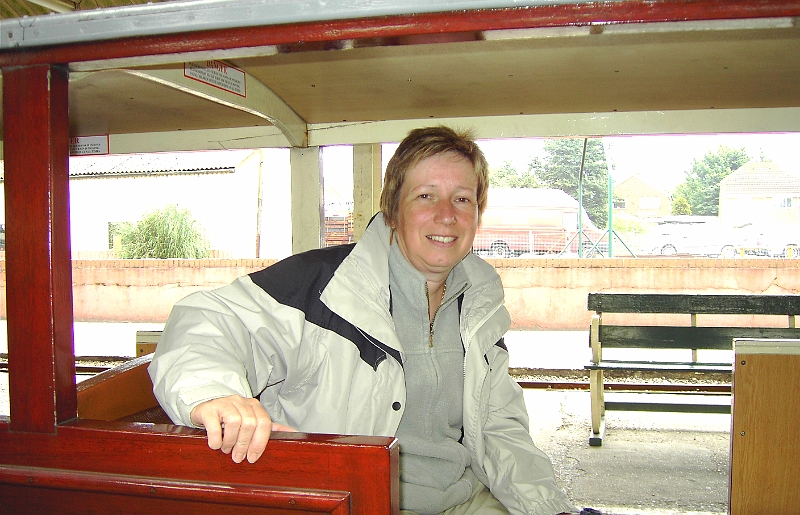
top-left (271, 422), bottom-right (298, 432)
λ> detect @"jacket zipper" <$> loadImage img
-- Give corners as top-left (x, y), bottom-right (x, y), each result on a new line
top-left (428, 282), bottom-right (467, 347)
top-left (426, 282), bottom-right (438, 347)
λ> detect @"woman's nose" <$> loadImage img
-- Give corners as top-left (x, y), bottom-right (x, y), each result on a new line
top-left (435, 200), bottom-right (456, 224)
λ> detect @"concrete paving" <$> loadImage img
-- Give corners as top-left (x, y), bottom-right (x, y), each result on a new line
top-left (507, 330), bottom-right (730, 515)
top-left (1, 325), bottom-right (732, 514)
top-left (526, 388), bottom-right (730, 515)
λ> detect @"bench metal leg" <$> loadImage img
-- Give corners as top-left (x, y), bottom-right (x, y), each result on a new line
top-left (589, 369), bottom-right (605, 446)
top-left (589, 417), bottom-right (605, 447)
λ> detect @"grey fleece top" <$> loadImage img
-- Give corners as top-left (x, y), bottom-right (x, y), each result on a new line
top-left (389, 242), bottom-right (480, 514)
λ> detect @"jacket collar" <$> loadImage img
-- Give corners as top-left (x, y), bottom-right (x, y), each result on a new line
top-left (320, 214), bottom-right (400, 349)
top-left (320, 213), bottom-right (510, 354)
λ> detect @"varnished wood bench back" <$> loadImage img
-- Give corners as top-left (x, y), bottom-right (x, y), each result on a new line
top-left (53, 352), bottom-right (400, 514)
top-left (76, 354), bottom-right (161, 422)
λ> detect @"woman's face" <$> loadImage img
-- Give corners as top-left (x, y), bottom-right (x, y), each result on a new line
top-left (394, 152), bottom-right (479, 279)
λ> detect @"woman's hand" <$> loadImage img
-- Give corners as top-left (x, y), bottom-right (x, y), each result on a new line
top-left (190, 395), bottom-right (296, 463)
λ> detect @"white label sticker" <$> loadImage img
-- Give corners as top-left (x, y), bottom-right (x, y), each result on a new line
top-left (70, 135), bottom-right (109, 156)
top-left (184, 60), bottom-right (247, 97)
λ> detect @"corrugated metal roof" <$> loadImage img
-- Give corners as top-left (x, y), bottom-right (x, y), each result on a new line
top-left (720, 161), bottom-right (800, 195)
top-left (69, 149), bottom-right (254, 177)
top-left (0, 149), bottom-right (255, 180)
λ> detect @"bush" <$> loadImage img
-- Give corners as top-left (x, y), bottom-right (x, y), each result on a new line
top-left (119, 205), bottom-right (210, 259)
top-left (671, 195), bottom-right (692, 215)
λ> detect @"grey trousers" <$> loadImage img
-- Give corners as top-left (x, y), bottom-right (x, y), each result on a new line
top-left (401, 481), bottom-right (511, 515)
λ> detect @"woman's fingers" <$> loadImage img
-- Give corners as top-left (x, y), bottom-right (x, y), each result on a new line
top-left (191, 395), bottom-right (281, 463)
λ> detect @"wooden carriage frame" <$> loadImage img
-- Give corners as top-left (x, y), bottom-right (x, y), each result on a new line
top-left (1, 0), bottom-right (800, 513)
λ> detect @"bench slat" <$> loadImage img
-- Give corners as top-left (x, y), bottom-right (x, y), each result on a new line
top-left (604, 401), bottom-right (731, 414)
top-left (586, 360), bottom-right (732, 373)
top-left (597, 325), bottom-right (800, 350)
top-left (588, 293), bottom-right (800, 315)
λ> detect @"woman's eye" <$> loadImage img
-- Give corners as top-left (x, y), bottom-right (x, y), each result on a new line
top-left (418, 193), bottom-right (431, 199)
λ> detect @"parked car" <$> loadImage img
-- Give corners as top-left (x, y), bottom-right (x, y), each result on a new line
top-left (641, 217), bottom-right (737, 257)
top-left (734, 222), bottom-right (800, 258)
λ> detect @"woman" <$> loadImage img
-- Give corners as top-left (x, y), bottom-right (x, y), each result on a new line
top-left (149, 126), bottom-right (578, 515)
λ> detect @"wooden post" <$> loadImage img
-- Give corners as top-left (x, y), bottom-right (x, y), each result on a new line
top-left (290, 146), bottom-right (323, 254)
top-left (2, 64), bottom-right (76, 432)
top-left (353, 143), bottom-right (382, 241)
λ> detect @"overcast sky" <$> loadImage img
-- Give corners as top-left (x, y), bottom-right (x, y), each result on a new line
top-left (477, 133), bottom-right (800, 194)
top-left (322, 132), bottom-right (800, 200)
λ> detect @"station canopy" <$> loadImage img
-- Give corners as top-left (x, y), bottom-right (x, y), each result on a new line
top-left (0, 0), bottom-right (799, 153)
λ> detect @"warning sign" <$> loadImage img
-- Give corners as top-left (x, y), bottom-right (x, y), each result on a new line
top-left (184, 60), bottom-right (247, 97)
top-left (70, 135), bottom-right (109, 156)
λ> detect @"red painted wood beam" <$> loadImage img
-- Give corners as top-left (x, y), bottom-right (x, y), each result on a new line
top-left (0, 421), bottom-right (399, 515)
top-left (0, 464), bottom-right (352, 514)
top-left (2, 65), bottom-right (76, 433)
top-left (1, 0), bottom-right (799, 67)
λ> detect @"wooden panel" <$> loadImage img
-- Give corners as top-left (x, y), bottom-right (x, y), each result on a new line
top-left (242, 26), bottom-right (800, 124)
top-left (589, 293), bottom-right (800, 315)
top-left (0, 422), bottom-right (399, 515)
top-left (0, 464), bottom-right (351, 515)
top-left (2, 64), bottom-right (76, 432)
top-left (136, 343), bottom-right (158, 357)
top-left (730, 341), bottom-right (800, 515)
top-left (76, 354), bottom-right (159, 421)
top-left (69, 69), bottom-right (270, 136)
top-left (598, 325), bottom-right (800, 349)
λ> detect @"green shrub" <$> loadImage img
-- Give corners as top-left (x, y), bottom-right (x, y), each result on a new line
top-left (671, 195), bottom-right (692, 215)
top-left (119, 205), bottom-right (210, 259)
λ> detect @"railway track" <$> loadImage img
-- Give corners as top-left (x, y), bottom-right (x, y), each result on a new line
top-left (516, 380), bottom-right (730, 393)
top-left (1, 357), bottom-right (731, 393)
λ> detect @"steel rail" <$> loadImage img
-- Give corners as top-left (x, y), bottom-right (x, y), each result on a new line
top-left (0, 359), bottom-right (731, 393)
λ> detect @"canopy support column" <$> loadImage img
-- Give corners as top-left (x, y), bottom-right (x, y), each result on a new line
top-left (3, 64), bottom-right (76, 432)
top-left (290, 146), bottom-right (323, 254)
top-left (352, 143), bottom-right (382, 242)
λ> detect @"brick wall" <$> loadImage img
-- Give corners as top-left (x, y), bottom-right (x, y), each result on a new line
top-left (2, 257), bottom-right (799, 330)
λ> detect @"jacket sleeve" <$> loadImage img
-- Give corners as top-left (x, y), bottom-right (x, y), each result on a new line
top-left (148, 276), bottom-right (307, 426)
top-left (481, 344), bottom-right (579, 515)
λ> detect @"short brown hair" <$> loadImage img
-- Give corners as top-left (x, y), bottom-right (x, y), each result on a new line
top-left (380, 126), bottom-right (489, 228)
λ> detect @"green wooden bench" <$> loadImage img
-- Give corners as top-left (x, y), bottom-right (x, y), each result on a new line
top-left (586, 293), bottom-right (800, 446)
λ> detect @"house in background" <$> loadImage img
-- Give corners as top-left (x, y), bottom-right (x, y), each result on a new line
top-left (613, 175), bottom-right (672, 219)
top-left (719, 161), bottom-right (800, 226)
top-left (0, 148), bottom-right (294, 259)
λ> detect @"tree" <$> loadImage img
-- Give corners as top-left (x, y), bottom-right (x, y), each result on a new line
top-left (489, 160), bottom-right (542, 188)
top-left (671, 195), bottom-right (692, 215)
top-left (673, 146), bottom-right (750, 216)
top-left (119, 204), bottom-right (210, 259)
top-left (530, 138), bottom-right (610, 228)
